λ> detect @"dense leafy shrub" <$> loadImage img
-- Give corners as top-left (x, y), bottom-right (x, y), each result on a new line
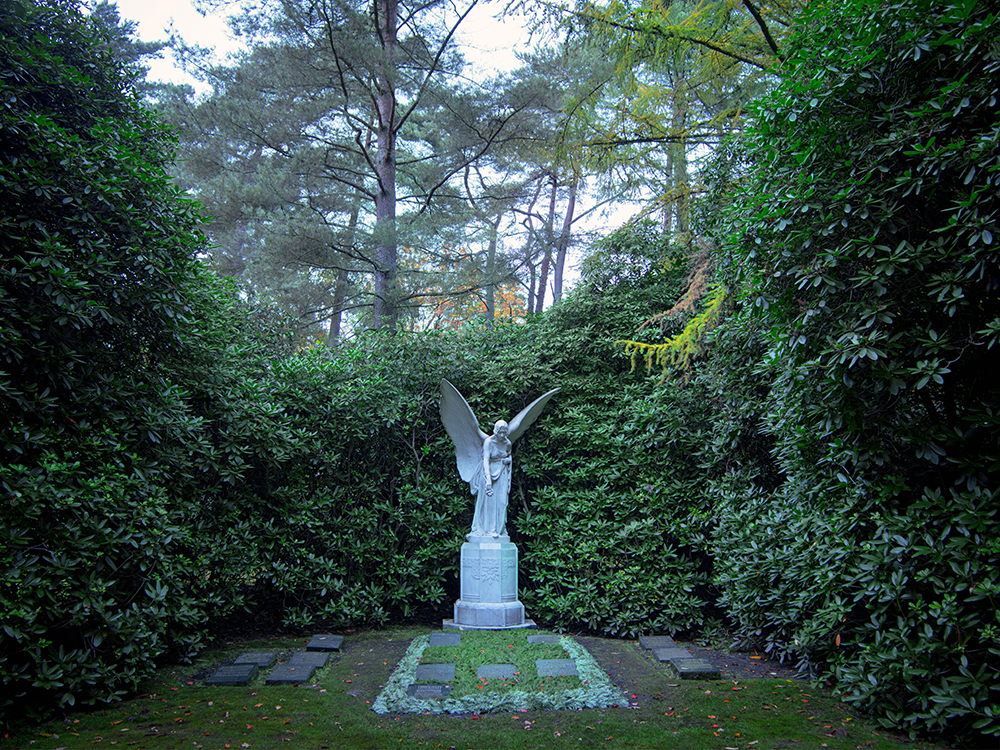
top-left (709, 0), bottom-right (1000, 741)
top-left (514, 279), bottom-right (717, 636)
top-left (0, 0), bottom-right (205, 460)
top-left (1, 447), bottom-right (224, 711)
top-left (0, 0), bottom-right (254, 720)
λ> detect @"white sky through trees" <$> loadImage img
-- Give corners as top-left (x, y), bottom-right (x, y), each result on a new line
top-left (110, 0), bottom-right (634, 308)
top-left (114, 0), bottom-right (532, 88)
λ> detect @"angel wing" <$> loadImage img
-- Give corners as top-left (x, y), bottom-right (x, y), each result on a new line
top-left (507, 387), bottom-right (560, 442)
top-left (439, 379), bottom-right (488, 491)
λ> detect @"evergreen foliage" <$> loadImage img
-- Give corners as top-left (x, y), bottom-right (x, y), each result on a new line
top-left (163, 0), bottom-right (517, 334)
top-left (0, 0), bottom-right (203, 459)
top-left (0, 0), bottom-right (238, 718)
top-left (705, 0), bottom-right (1000, 740)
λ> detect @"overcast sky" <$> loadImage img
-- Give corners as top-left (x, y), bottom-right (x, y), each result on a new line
top-left (113, 0), bottom-right (533, 87)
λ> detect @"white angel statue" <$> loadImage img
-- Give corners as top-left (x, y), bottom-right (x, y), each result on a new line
top-left (440, 379), bottom-right (559, 539)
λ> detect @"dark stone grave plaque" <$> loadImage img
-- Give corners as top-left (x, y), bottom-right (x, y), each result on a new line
top-left (204, 664), bottom-right (257, 686)
top-left (265, 664), bottom-right (316, 685)
top-left (414, 664), bottom-right (456, 681)
top-left (673, 658), bottom-right (721, 680)
top-left (536, 659), bottom-right (578, 677)
top-left (406, 684), bottom-right (452, 699)
top-left (306, 634), bottom-right (345, 652)
top-left (289, 651), bottom-right (328, 668)
top-left (477, 664), bottom-right (517, 680)
top-left (652, 647), bottom-right (694, 662)
top-left (639, 635), bottom-right (677, 650)
top-left (234, 652), bottom-right (277, 668)
top-left (429, 632), bottom-right (461, 648)
top-left (527, 634), bottom-right (560, 644)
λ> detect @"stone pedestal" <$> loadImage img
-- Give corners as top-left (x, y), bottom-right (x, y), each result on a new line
top-left (444, 535), bottom-right (534, 630)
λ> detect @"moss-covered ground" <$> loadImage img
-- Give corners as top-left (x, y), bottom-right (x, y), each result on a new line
top-left (0, 626), bottom-right (948, 750)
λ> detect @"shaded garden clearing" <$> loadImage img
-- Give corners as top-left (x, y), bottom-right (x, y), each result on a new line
top-left (2, 627), bottom-right (946, 750)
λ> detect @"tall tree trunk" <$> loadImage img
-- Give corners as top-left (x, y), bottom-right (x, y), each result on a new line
top-left (484, 218), bottom-right (498, 324)
top-left (552, 170), bottom-right (577, 303)
top-left (663, 150), bottom-right (675, 234)
top-left (329, 188), bottom-right (365, 342)
top-left (525, 240), bottom-right (537, 311)
top-left (534, 175), bottom-right (557, 314)
top-left (672, 79), bottom-right (690, 241)
top-left (372, 0), bottom-right (398, 330)
top-left (328, 267), bottom-right (349, 341)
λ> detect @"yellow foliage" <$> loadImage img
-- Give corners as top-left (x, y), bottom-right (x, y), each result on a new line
top-left (617, 283), bottom-right (726, 382)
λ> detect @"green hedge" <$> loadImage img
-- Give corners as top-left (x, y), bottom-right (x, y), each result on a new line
top-left (706, 0), bottom-right (1000, 742)
top-left (2, 157), bottom-right (711, 721)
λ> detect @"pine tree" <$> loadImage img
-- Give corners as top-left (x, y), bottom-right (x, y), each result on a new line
top-left (167, 0), bottom-right (508, 333)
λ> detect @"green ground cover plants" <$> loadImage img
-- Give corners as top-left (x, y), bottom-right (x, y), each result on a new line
top-left (372, 629), bottom-right (625, 714)
top-left (0, 627), bottom-right (946, 750)
top-left (418, 629), bottom-right (581, 694)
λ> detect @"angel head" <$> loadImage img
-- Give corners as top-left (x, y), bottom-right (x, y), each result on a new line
top-left (493, 419), bottom-right (509, 439)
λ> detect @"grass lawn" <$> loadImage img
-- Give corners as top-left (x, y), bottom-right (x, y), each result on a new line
top-left (0, 626), bottom-right (948, 750)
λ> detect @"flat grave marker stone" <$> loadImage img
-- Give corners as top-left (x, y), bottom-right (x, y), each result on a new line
top-left (265, 664), bottom-right (316, 685)
top-left (536, 659), bottom-right (578, 677)
top-left (289, 651), bottom-right (328, 668)
top-left (406, 684), bottom-right (452, 699)
top-left (414, 664), bottom-right (456, 681)
top-left (639, 635), bottom-right (677, 650)
top-left (234, 652), bottom-right (276, 668)
top-left (673, 659), bottom-right (721, 680)
top-left (477, 664), bottom-right (518, 680)
top-left (306, 634), bottom-right (344, 652)
top-left (429, 632), bottom-right (461, 647)
top-left (527, 634), bottom-right (560, 644)
top-left (652, 647), bottom-right (694, 662)
top-left (204, 664), bottom-right (257, 686)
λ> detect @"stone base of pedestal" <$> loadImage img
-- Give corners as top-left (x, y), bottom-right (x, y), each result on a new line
top-left (447, 535), bottom-right (533, 630)
top-left (443, 616), bottom-right (537, 631)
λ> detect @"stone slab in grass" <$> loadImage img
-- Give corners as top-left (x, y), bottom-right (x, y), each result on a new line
top-left (204, 664), bottom-right (257, 686)
top-left (289, 651), bottom-right (329, 668)
top-left (429, 632), bottom-right (461, 648)
top-left (414, 663), bottom-right (456, 681)
top-left (306, 634), bottom-right (344, 652)
top-left (527, 634), bottom-right (560, 644)
top-left (639, 635), bottom-right (677, 650)
top-left (234, 652), bottom-right (277, 668)
top-left (477, 664), bottom-right (518, 680)
top-left (652, 647), bottom-right (694, 662)
top-left (672, 658), bottom-right (721, 680)
top-left (407, 684), bottom-right (452, 699)
top-left (536, 659), bottom-right (578, 677)
top-left (265, 664), bottom-right (316, 684)
top-left (373, 633), bottom-right (627, 715)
